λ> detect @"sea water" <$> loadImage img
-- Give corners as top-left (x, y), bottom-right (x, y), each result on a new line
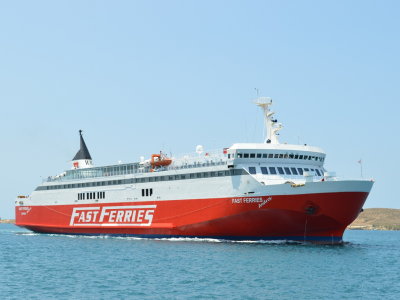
top-left (1, 224), bottom-right (399, 300)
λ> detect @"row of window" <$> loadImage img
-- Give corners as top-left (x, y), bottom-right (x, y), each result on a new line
top-left (142, 188), bottom-right (153, 197)
top-left (248, 166), bottom-right (323, 177)
top-left (77, 191), bottom-right (106, 200)
top-left (231, 153), bottom-right (324, 162)
top-left (37, 169), bottom-right (247, 191)
top-left (53, 161), bottom-right (227, 182)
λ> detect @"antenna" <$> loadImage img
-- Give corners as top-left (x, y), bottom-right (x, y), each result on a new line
top-left (254, 88), bottom-right (259, 97)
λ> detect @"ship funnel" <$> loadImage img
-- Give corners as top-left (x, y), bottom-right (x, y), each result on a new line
top-left (72, 130), bottom-right (93, 169)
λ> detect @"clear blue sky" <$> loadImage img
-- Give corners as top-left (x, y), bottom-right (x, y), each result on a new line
top-left (1, 1), bottom-right (399, 218)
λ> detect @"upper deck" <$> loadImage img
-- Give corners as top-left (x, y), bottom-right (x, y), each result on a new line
top-left (41, 98), bottom-right (328, 185)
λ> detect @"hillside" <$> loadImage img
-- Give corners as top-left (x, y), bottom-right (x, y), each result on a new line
top-left (0, 219), bottom-right (15, 224)
top-left (348, 208), bottom-right (400, 230)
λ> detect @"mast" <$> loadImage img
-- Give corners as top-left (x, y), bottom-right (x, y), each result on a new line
top-left (254, 97), bottom-right (283, 144)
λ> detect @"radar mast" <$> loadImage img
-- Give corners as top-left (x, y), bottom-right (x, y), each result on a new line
top-left (254, 97), bottom-right (283, 144)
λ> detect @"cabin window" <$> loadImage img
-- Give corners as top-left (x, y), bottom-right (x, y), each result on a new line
top-left (257, 153), bottom-right (262, 158)
top-left (294, 154), bottom-right (299, 159)
top-left (228, 154), bottom-right (230, 159)
top-left (269, 167), bottom-right (277, 175)
top-left (279, 154), bottom-right (284, 159)
top-left (291, 168), bottom-right (298, 175)
top-left (274, 154), bottom-right (279, 158)
top-left (262, 154), bottom-right (268, 158)
top-left (299, 155), bottom-right (304, 159)
top-left (277, 167), bottom-right (285, 175)
top-left (284, 167), bottom-right (291, 175)
top-left (237, 153), bottom-right (242, 158)
top-left (268, 154), bottom-right (273, 158)
top-left (261, 167), bottom-right (268, 174)
top-left (250, 153), bottom-right (255, 158)
top-left (244, 153), bottom-right (249, 158)
top-left (248, 167), bottom-right (256, 174)
top-left (289, 154), bottom-right (294, 159)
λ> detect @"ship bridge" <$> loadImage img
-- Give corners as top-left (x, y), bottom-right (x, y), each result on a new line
top-left (226, 142), bottom-right (327, 185)
top-left (224, 97), bottom-right (329, 184)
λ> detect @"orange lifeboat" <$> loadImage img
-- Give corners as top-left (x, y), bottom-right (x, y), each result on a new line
top-left (150, 152), bottom-right (172, 168)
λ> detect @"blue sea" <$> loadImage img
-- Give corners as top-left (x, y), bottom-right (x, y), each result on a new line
top-left (1, 225), bottom-right (399, 300)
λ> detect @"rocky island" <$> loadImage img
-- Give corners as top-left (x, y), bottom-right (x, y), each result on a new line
top-left (0, 219), bottom-right (15, 224)
top-left (348, 208), bottom-right (400, 230)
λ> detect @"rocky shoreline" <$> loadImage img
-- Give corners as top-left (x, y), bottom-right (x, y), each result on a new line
top-left (0, 219), bottom-right (15, 224)
top-left (348, 208), bottom-right (400, 231)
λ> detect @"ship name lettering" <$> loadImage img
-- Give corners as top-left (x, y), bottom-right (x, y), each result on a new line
top-left (232, 197), bottom-right (264, 204)
top-left (243, 197), bottom-right (263, 203)
top-left (70, 205), bottom-right (156, 226)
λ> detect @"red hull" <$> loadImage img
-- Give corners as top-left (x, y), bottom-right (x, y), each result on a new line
top-left (16, 191), bottom-right (368, 243)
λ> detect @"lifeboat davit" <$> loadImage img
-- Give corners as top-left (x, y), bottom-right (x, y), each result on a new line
top-left (150, 152), bottom-right (172, 168)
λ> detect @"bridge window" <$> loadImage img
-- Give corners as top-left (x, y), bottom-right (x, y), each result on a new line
top-left (277, 167), bottom-right (284, 175)
top-left (284, 167), bottom-right (291, 175)
top-left (261, 167), bottom-right (268, 174)
top-left (297, 168), bottom-right (304, 175)
top-left (315, 169), bottom-right (321, 176)
top-left (248, 167), bottom-right (256, 174)
top-left (269, 167), bottom-right (277, 175)
top-left (291, 168), bottom-right (298, 175)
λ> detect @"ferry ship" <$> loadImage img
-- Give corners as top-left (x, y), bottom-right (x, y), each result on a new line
top-left (15, 98), bottom-right (373, 243)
